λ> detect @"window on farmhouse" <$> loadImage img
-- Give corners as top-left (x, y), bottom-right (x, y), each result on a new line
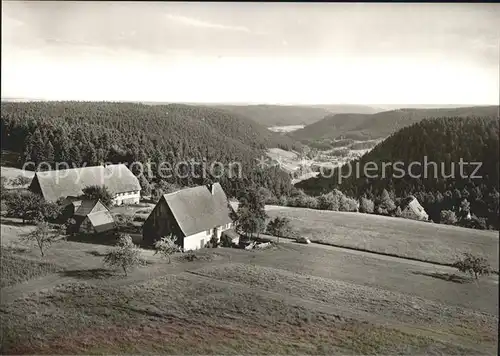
top-left (206, 229), bottom-right (211, 235)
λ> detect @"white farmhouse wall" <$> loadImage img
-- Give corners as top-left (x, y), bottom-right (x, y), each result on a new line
top-left (183, 230), bottom-right (211, 251)
top-left (183, 222), bottom-right (233, 251)
top-left (113, 190), bottom-right (141, 206)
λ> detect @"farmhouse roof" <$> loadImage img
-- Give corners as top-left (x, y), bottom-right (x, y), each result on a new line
top-left (74, 199), bottom-right (109, 217)
top-left (71, 200), bottom-right (82, 210)
top-left (31, 164), bottom-right (140, 202)
top-left (86, 210), bottom-right (116, 233)
top-left (400, 195), bottom-right (417, 208)
top-left (162, 183), bottom-right (232, 237)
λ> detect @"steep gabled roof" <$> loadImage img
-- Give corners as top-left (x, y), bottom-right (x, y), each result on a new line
top-left (30, 164), bottom-right (141, 202)
top-left (162, 183), bottom-right (232, 237)
top-left (74, 199), bottom-right (109, 217)
top-left (85, 210), bottom-right (116, 233)
top-left (400, 195), bottom-right (417, 209)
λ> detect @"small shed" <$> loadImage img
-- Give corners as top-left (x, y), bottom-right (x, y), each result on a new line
top-left (79, 210), bottom-right (116, 234)
top-left (67, 199), bottom-right (117, 234)
top-left (400, 196), bottom-right (429, 221)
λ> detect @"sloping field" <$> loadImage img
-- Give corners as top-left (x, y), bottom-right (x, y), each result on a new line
top-left (195, 262), bottom-right (498, 349)
top-left (265, 206), bottom-right (499, 269)
top-left (0, 273), bottom-right (489, 355)
top-left (0, 249), bottom-right (61, 288)
top-left (0, 220), bottom-right (497, 354)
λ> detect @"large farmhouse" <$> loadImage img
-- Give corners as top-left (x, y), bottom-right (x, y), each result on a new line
top-left (142, 183), bottom-right (234, 250)
top-left (28, 164), bottom-right (141, 206)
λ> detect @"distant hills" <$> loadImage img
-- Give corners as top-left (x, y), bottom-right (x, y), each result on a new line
top-left (292, 106), bottom-right (500, 141)
top-left (3, 98), bottom-right (497, 129)
top-left (211, 105), bottom-right (334, 127)
top-left (296, 115), bottom-right (499, 226)
top-left (211, 104), bottom-right (384, 126)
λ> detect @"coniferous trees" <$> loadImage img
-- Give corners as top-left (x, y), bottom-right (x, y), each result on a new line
top-left (297, 116), bottom-right (500, 229)
top-left (1, 101), bottom-right (296, 198)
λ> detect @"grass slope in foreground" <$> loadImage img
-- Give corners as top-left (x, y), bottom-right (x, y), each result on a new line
top-left (0, 219), bottom-right (497, 354)
top-left (0, 274), bottom-right (487, 355)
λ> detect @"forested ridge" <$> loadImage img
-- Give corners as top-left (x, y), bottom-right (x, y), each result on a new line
top-left (1, 101), bottom-right (299, 198)
top-left (297, 116), bottom-right (500, 227)
top-left (212, 104), bottom-right (332, 127)
top-left (292, 106), bottom-right (499, 142)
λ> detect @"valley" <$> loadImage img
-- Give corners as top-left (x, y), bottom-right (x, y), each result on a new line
top-left (267, 125), bottom-right (305, 133)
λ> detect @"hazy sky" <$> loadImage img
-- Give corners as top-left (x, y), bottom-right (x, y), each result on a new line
top-left (2, 2), bottom-right (499, 104)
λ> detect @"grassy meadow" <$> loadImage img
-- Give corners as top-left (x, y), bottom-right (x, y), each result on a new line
top-left (265, 206), bottom-right (499, 269)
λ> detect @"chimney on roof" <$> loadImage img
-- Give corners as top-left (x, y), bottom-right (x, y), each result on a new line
top-left (207, 183), bottom-right (215, 195)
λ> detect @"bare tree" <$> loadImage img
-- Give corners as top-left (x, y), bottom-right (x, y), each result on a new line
top-left (154, 235), bottom-right (181, 263)
top-left (103, 234), bottom-right (143, 276)
top-left (453, 252), bottom-right (491, 280)
top-left (22, 221), bottom-right (60, 257)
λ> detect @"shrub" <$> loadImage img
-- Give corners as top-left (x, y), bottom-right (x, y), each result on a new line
top-left (359, 197), bottom-right (375, 213)
top-left (115, 214), bottom-right (133, 227)
top-left (278, 195), bottom-right (288, 206)
top-left (453, 253), bottom-right (491, 280)
top-left (317, 189), bottom-right (357, 212)
top-left (287, 190), bottom-right (311, 208)
top-left (138, 175), bottom-right (152, 196)
top-left (302, 195), bottom-right (319, 209)
top-left (103, 234), bottom-right (143, 275)
top-left (183, 250), bottom-right (197, 261)
top-left (22, 221), bottom-right (61, 257)
top-left (206, 234), bottom-right (220, 248)
top-left (154, 235), bottom-right (181, 263)
top-left (81, 185), bottom-right (113, 207)
top-left (458, 214), bottom-right (488, 230)
top-left (264, 194), bottom-right (279, 205)
top-left (318, 191), bottom-right (340, 211)
top-left (151, 188), bottom-right (164, 202)
top-left (375, 189), bottom-right (396, 215)
top-left (5, 191), bottom-right (61, 223)
top-left (440, 210), bottom-right (457, 225)
top-left (339, 195), bottom-right (358, 212)
top-left (266, 217), bottom-right (297, 242)
top-left (220, 233), bottom-right (233, 247)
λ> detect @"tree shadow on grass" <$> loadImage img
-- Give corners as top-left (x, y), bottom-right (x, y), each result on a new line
top-left (86, 250), bottom-right (110, 257)
top-left (0, 217), bottom-right (32, 227)
top-left (65, 233), bottom-right (119, 246)
top-left (412, 271), bottom-right (471, 284)
top-left (59, 268), bottom-right (115, 280)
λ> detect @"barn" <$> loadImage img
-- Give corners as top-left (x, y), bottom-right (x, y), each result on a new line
top-left (28, 164), bottom-right (141, 206)
top-left (400, 195), bottom-right (429, 221)
top-left (142, 183), bottom-right (235, 250)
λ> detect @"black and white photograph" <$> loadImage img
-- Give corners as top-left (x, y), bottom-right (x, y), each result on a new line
top-left (1, 1), bottom-right (499, 354)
